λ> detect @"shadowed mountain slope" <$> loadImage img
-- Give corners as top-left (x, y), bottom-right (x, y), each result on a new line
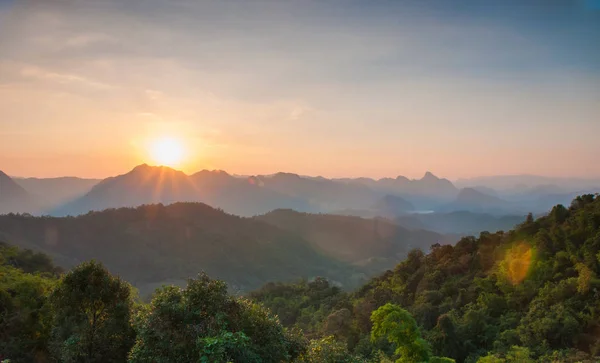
top-left (0, 203), bottom-right (368, 296)
top-left (0, 171), bottom-right (40, 214)
top-left (256, 209), bottom-right (449, 273)
top-left (14, 176), bottom-right (100, 209)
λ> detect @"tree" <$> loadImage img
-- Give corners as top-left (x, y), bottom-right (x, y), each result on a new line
top-left (371, 303), bottom-right (431, 363)
top-left (129, 272), bottom-right (303, 363)
top-left (476, 346), bottom-right (534, 362)
top-left (370, 304), bottom-right (455, 363)
top-left (49, 261), bottom-right (135, 363)
top-left (0, 266), bottom-right (55, 362)
top-left (294, 336), bottom-right (363, 363)
top-left (0, 242), bottom-right (61, 363)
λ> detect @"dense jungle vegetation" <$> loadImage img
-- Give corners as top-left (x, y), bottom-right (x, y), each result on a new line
top-left (2, 194), bottom-right (600, 362)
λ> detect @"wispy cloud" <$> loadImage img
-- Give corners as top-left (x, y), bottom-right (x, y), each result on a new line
top-left (19, 65), bottom-right (112, 89)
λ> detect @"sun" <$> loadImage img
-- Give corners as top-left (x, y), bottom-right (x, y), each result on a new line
top-left (149, 137), bottom-right (185, 167)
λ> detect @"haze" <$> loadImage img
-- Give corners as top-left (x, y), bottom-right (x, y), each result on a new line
top-left (1, 0), bottom-right (599, 179)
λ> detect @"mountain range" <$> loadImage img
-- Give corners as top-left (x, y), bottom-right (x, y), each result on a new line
top-left (1, 164), bottom-right (598, 220)
top-left (456, 174), bottom-right (600, 191)
top-left (44, 165), bottom-right (463, 217)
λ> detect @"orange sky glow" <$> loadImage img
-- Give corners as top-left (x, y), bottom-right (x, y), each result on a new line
top-left (1, 1), bottom-right (599, 180)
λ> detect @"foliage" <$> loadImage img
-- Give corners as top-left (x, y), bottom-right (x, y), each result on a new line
top-left (249, 277), bottom-right (351, 338)
top-left (294, 335), bottom-right (364, 363)
top-left (0, 242), bottom-right (58, 363)
top-left (49, 260), bottom-right (135, 363)
top-left (3, 194), bottom-right (600, 362)
top-left (371, 303), bottom-right (431, 362)
top-left (128, 272), bottom-right (303, 363)
top-left (251, 194), bottom-right (600, 362)
top-left (476, 346), bottom-right (534, 362)
top-left (0, 241), bottom-right (62, 276)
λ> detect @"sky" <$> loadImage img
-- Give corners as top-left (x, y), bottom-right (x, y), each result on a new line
top-left (0, 0), bottom-right (599, 180)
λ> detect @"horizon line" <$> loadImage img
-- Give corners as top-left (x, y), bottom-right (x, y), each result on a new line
top-left (5, 163), bottom-right (600, 183)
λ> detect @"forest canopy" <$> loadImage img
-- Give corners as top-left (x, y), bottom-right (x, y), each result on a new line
top-left (1, 194), bottom-right (600, 362)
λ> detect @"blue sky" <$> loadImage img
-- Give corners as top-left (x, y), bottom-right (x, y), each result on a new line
top-left (0, 0), bottom-right (598, 179)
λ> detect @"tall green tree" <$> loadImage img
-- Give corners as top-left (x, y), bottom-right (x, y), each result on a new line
top-left (0, 241), bottom-right (59, 363)
top-left (294, 335), bottom-right (363, 363)
top-left (0, 266), bottom-right (55, 362)
top-left (129, 272), bottom-right (304, 363)
top-left (49, 260), bottom-right (135, 363)
top-left (370, 303), bottom-right (432, 363)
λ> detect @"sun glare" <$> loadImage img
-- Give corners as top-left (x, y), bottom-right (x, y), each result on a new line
top-left (149, 137), bottom-right (185, 167)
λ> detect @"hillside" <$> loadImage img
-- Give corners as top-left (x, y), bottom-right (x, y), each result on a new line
top-left (52, 165), bottom-right (201, 216)
top-left (14, 176), bottom-right (100, 209)
top-left (0, 203), bottom-right (374, 296)
top-left (251, 194), bottom-right (600, 362)
top-left (256, 209), bottom-right (447, 272)
top-left (371, 194), bottom-right (415, 217)
top-left (395, 211), bottom-right (525, 235)
top-left (0, 170), bottom-right (40, 214)
top-left (441, 187), bottom-right (512, 214)
top-left (190, 170), bottom-right (313, 216)
top-left (251, 172), bottom-right (380, 211)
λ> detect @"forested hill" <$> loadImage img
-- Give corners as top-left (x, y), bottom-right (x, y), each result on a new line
top-left (0, 203), bottom-right (369, 295)
top-left (256, 209), bottom-right (447, 273)
top-left (250, 194), bottom-right (600, 362)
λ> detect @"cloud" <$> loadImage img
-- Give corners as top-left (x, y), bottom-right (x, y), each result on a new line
top-left (19, 65), bottom-right (112, 89)
top-left (64, 33), bottom-right (115, 48)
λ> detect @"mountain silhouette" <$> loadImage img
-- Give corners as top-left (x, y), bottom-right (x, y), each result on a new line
top-left (0, 170), bottom-right (40, 214)
top-left (336, 171), bottom-right (458, 200)
top-left (52, 165), bottom-right (200, 216)
top-left (52, 165), bottom-right (313, 217)
top-left (442, 187), bottom-right (511, 213)
top-left (190, 170), bottom-right (312, 216)
top-left (14, 176), bottom-right (100, 209)
top-left (371, 194), bottom-right (415, 217)
top-left (253, 172), bottom-right (378, 211)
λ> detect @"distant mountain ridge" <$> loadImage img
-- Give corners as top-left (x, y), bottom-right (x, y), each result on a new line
top-left (4, 165), bottom-right (600, 218)
top-left (52, 165), bottom-right (313, 217)
top-left (52, 166), bottom-right (463, 217)
top-left (456, 174), bottom-right (600, 191)
top-left (13, 176), bottom-right (100, 209)
top-left (336, 171), bottom-right (458, 199)
top-left (0, 170), bottom-right (40, 214)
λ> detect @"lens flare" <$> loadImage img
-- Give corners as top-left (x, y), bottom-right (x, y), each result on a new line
top-left (503, 242), bottom-right (533, 285)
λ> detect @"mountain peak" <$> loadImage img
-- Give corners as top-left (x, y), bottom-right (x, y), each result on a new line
top-left (129, 164), bottom-right (183, 175)
top-left (272, 172), bottom-right (301, 179)
top-left (0, 170), bottom-right (40, 214)
top-left (194, 169), bottom-right (231, 177)
top-left (422, 171), bottom-right (439, 181)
